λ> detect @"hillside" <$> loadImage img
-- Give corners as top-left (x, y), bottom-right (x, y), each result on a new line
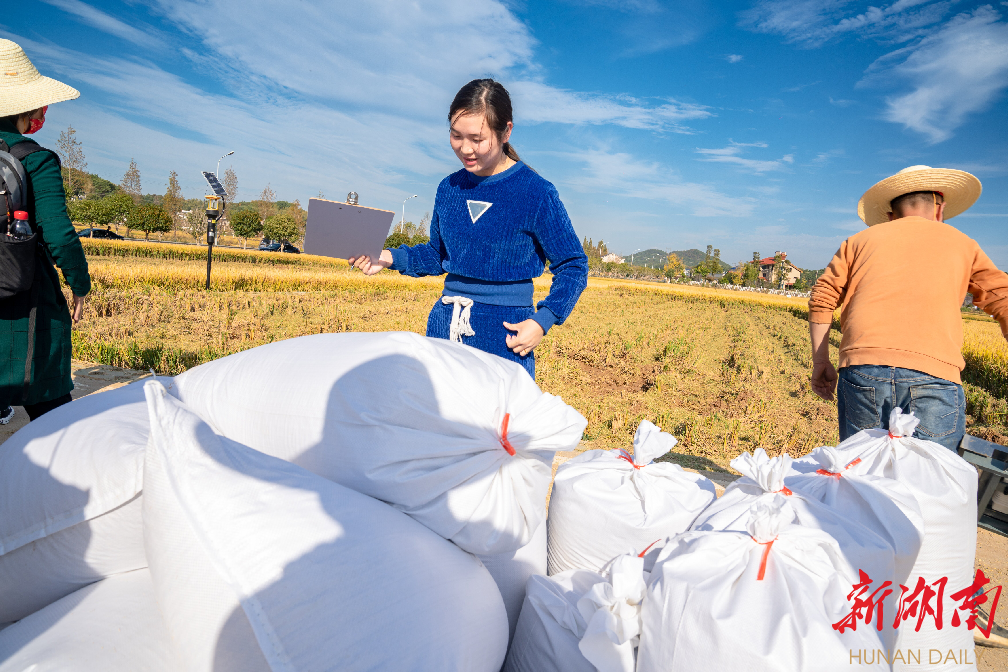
top-left (669, 249), bottom-right (733, 272)
top-left (622, 248), bottom-right (668, 268)
top-left (615, 248), bottom-right (733, 271)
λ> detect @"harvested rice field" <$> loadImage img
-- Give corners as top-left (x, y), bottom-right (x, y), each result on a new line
top-left (65, 240), bottom-right (1008, 471)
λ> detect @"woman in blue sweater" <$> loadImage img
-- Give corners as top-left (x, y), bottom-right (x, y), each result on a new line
top-left (352, 79), bottom-right (588, 379)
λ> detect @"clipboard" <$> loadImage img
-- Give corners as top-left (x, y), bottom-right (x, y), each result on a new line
top-left (305, 198), bottom-right (396, 260)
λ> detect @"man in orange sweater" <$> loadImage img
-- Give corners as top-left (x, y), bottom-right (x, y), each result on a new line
top-left (809, 165), bottom-right (1008, 450)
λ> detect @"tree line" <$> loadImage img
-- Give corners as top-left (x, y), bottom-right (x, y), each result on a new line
top-left (55, 125), bottom-right (306, 247)
top-left (580, 237), bottom-right (820, 289)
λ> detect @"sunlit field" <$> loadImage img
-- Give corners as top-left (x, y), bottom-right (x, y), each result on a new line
top-left (68, 239), bottom-right (1008, 470)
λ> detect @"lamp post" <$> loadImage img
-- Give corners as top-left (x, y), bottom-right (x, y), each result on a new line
top-left (401, 194), bottom-right (417, 234)
top-left (216, 151), bottom-right (234, 177)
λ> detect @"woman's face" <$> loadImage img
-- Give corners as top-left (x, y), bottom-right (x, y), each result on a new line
top-left (450, 112), bottom-right (512, 177)
top-left (16, 107), bottom-right (46, 134)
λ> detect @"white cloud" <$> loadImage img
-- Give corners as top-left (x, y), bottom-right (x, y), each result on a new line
top-left (510, 81), bottom-right (711, 132)
top-left (812, 149), bottom-right (845, 164)
top-left (739, 0), bottom-right (953, 47)
top-left (829, 96), bottom-right (855, 106)
top-left (562, 149), bottom-right (756, 217)
top-left (726, 54), bottom-right (744, 63)
top-left (695, 141), bottom-right (794, 172)
top-left (740, 2), bottom-right (1008, 143)
top-left (147, 0), bottom-right (535, 120)
top-left (557, 0), bottom-right (706, 56)
top-left (40, 0), bottom-right (165, 48)
top-left (782, 80), bottom-right (821, 92)
top-left (863, 7), bottom-right (1008, 143)
top-left (10, 35), bottom-right (452, 204)
top-left (8, 0), bottom-right (722, 211)
top-left (141, 0), bottom-right (712, 135)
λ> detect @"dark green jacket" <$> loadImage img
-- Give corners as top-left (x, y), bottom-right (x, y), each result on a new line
top-left (0, 119), bottom-right (90, 406)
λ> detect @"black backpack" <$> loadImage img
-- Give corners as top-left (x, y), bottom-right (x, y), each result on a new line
top-left (0, 139), bottom-right (49, 297)
top-left (0, 138), bottom-right (53, 402)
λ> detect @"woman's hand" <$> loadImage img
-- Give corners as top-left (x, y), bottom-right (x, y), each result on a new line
top-left (71, 294), bottom-right (85, 324)
top-left (504, 319), bottom-right (544, 357)
top-left (349, 250), bottom-right (393, 276)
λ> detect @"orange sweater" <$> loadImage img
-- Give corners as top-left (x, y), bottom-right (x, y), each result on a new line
top-left (809, 216), bottom-right (1008, 383)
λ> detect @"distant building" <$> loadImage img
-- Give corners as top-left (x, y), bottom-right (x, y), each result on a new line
top-left (758, 251), bottom-right (802, 287)
top-left (601, 253), bottom-right (624, 264)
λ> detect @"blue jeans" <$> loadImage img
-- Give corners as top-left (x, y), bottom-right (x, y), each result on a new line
top-left (837, 365), bottom-right (966, 452)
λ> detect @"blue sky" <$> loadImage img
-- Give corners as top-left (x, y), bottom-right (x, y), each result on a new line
top-left (6, 0), bottom-right (1007, 269)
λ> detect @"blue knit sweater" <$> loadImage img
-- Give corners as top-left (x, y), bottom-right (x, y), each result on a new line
top-left (389, 162), bottom-right (588, 333)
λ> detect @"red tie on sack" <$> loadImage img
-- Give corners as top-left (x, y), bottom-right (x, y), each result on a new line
top-left (815, 457), bottom-right (861, 479)
top-left (753, 538), bottom-right (776, 581)
top-left (499, 413), bottom-right (516, 456)
top-left (616, 448), bottom-right (641, 469)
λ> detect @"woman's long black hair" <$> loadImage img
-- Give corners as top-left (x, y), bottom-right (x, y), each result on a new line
top-left (449, 79), bottom-right (522, 164)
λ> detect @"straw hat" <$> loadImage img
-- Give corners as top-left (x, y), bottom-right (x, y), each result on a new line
top-left (0, 39), bottom-right (79, 117)
top-left (858, 165), bottom-right (982, 226)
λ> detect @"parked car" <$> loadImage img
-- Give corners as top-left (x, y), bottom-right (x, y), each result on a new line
top-left (77, 227), bottom-right (124, 240)
top-left (258, 238), bottom-right (300, 254)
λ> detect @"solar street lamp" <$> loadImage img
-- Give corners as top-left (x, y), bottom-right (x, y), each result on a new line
top-left (202, 171), bottom-right (228, 290)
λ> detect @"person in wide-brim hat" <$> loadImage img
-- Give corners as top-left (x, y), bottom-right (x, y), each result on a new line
top-left (857, 164), bottom-right (982, 226)
top-left (0, 39), bottom-right (79, 118)
top-left (0, 38), bottom-right (90, 424)
top-left (806, 162), bottom-right (1008, 454)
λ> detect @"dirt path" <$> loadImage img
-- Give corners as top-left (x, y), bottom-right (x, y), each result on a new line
top-left (0, 360), bottom-right (149, 444)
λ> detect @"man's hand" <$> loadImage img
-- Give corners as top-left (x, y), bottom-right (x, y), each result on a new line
top-left (810, 359), bottom-right (838, 401)
top-left (808, 320), bottom-right (836, 401)
top-left (71, 294), bottom-right (85, 324)
top-left (349, 250), bottom-right (393, 276)
top-left (504, 319), bottom-right (544, 357)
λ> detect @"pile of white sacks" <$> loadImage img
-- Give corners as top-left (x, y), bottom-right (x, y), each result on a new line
top-left (0, 331), bottom-right (980, 672)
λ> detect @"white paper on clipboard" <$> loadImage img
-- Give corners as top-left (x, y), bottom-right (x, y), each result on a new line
top-left (304, 198), bottom-right (396, 261)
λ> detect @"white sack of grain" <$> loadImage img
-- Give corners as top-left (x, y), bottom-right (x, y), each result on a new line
top-left (830, 408), bottom-right (978, 671)
top-left (171, 332), bottom-right (586, 555)
top-left (478, 511), bottom-right (547, 645)
top-left (547, 421), bottom-right (716, 575)
top-left (504, 554), bottom-right (647, 672)
top-left (689, 448), bottom-right (897, 596)
top-left (143, 380), bottom-right (508, 672)
top-left (789, 444), bottom-right (925, 587)
top-left (0, 381), bottom-right (158, 623)
top-left (0, 569), bottom-right (178, 672)
top-left (637, 498), bottom-right (889, 672)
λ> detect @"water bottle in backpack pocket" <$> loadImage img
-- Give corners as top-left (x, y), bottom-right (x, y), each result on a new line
top-left (0, 141), bottom-right (40, 299)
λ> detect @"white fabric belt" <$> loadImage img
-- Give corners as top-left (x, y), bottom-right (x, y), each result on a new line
top-left (442, 296), bottom-right (476, 343)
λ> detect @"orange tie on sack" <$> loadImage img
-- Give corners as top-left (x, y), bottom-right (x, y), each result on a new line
top-left (638, 539), bottom-right (661, 558)
top-left (499, 413), bottom-right (516, 456)
top-left (755, 538), bottom-right (776, 581)
top-left (815, 457), bottom-right (861, 479)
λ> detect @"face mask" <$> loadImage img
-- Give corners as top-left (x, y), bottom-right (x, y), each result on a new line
top-left (26, 106), bottom-right (47, 134)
